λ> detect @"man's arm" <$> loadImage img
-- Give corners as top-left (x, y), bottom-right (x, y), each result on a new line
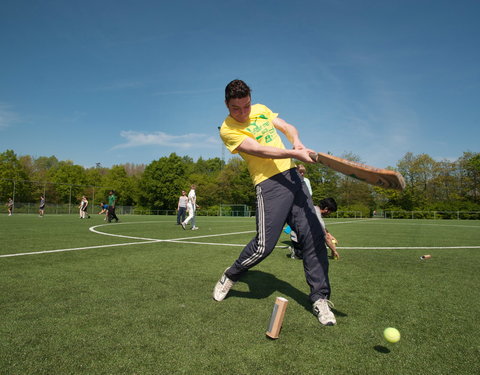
top-left (325, 232), bottom-right (340, 259)
top-left (236, 117), bottom-right (316, 163)
top-left (272, 117), bottom-right (305, 150)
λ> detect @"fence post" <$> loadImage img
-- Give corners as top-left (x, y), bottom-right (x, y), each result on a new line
top-left (68, 186), bottom-right (72, 215)
top-left (12, 180), bottom-right (16, 215)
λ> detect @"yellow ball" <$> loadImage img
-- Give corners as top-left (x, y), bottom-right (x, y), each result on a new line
top-left (383, 327), bottom-right (401, 343)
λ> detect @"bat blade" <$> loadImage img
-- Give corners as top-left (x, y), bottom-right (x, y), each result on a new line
top-left (310, 152), bottom-right (406, 191)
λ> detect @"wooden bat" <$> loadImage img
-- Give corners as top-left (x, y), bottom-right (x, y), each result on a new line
top-left (309, 152), bottom-right (406, 191)
top-left (266, 297), bottom-right (288, 339)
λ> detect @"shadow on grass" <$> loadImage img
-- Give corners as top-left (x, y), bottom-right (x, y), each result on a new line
top-left (374, 345), bottom-right (391, 354)
top-left (229, 270), bottom-right (347, 319)
top-left (229, 270), bottom-right (310, 311)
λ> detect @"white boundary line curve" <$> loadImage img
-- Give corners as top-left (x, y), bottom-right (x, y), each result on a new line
top-left (1, 219), bottom-right (479, 258)
top-left (0, 224), bottom-right (257, 258)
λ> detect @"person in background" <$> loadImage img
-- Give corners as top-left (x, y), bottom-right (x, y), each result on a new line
top-left (285, 164), bottom-right (312, 243)
top-left (290, 198), bottom-right (340, 260)
top-left (177, 190), bottom-right (188, 225)
top-left (182, 185), bottom-right (199, 230)
top-left (39, 195), bottom-right (45, 217)
top-left (7, 197), bottom-right (14, 216)
top-left (98, 202), bottom-right (108, 215)
top-left (107, 190), bottom-right (119, 223)
top-left (297, 164), bottom-right (312, 194)
top-left (287, 165), bottom-right (340, 260)
top-left (79, 196), bottom-right (90, 219)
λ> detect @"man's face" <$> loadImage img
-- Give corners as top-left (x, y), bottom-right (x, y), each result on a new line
top-left (226, 96), bottom-right (251, 123)
top-left (320, 208), bottom-right (331, 216)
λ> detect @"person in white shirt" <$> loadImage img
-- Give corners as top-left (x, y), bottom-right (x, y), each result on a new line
top-left (297, 164), bottom-right (312, 195)
top-left (177, 190), bottom-right (188, 225)
top-left (181, 184), bottom-right (199, 230)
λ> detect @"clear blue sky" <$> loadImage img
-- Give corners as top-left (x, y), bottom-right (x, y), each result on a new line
top-left (1, 0), bottom-right (479, 169)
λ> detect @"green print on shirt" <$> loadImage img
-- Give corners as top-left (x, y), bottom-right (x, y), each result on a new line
top-left (247, 117), bottom-right (276, 144)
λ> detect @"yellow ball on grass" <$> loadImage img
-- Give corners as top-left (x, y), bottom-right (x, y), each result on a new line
top-left (383, 327), bottom-right (401, 343)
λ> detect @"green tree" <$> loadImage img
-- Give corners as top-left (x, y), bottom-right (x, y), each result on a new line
top-left (216, 157), bottom-right (255, 207)
top-left (101, 165), bottom-right (137, 206)
top-left (84, 166), bottom-right (109, 206)
top-left (48, 162), bottom-right (87, 204)
top-left (4, 147), bottom-right (480, 214)
top-left (333, 153), bottom-right (374, 211)
top-left (0, 149), bottom-right (30, 202)
top-left (189, 157), bottom-right (225, 209)
top-left (397, 152), bottom-right (438, 209)
top-left (462, 152), bottom-right (480, 202)
top-left (429, 159), bottom-right (459, 202)
top-left (304, 160), bottom-right (340, 203)
top-left (195, 157), bottom-right (224, 175)
top-left (32, 155), bottom-right (60, 180)
top-left (137, 153), bottom-right (189, 210)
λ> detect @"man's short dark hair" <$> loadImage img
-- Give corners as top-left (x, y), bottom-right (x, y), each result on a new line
top-left (319, 198), bottom-right (337, 213)
top-left (225, 79), bottom-right (251, 103)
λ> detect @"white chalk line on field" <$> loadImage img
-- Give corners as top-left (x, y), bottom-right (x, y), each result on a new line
top-left (88, 222), bottom-right (256, 242)
top-left (335, 246), bottom-right (480, 250)
top-left (0, 224), bottom-right (257, 258)
top-left (0, 240), bottom-right (162, 258)
top-left (2, 219), bottom-right (479, 258)
top-left (356, 220), bottom-right (480, 229)
top-left (0, 220), bottom-right (361, 258)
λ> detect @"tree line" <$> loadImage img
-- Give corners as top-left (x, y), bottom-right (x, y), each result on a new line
top-left (1, 149), bottom-right (479, 216)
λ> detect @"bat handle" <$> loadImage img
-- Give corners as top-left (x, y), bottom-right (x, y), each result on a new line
top-left (309, 152), bottom-right (318, 162)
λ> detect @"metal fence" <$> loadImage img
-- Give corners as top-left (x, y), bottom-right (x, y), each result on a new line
top-left (0, 178), bottom-right (113, 211)
top-left (4, 203), bottom-right (364, 219)
top-left (382, 210), bottom-right (480, 220)
top-left (5, 202), bottom-right (131, 216)
top-left (6, 200), bottom-right (479, 220)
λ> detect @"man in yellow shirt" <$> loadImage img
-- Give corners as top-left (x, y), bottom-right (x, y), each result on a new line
top-left (213, 79), bottom-right (336, 326)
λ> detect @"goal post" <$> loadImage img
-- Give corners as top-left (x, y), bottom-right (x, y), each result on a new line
top-left (219, 204), bottom-right (250, 217)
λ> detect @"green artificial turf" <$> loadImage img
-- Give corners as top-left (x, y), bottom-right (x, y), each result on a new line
top-left (1, 215), bottom-right (479, 374)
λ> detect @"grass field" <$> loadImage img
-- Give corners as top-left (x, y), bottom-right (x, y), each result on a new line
top-left (1, 214), bottom-right (479, 374)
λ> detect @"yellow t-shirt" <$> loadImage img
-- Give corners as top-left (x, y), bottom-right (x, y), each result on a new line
top-left (220, 104), bottom-right (295, 186)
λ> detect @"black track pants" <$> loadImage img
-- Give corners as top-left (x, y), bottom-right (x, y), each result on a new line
top-left (226, 168), bottom-right (331, 303)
